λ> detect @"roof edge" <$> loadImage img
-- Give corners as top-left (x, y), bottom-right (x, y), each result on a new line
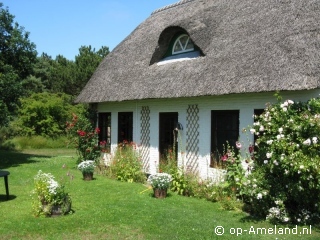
top-left (151, 0), bottom-right (195, 15)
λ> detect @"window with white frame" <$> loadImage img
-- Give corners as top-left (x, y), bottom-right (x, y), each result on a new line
top-left (172, 34), bottom-right (194, 55)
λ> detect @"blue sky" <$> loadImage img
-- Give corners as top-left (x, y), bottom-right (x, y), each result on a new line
top-left (2, 0), bottom-right (177, 60)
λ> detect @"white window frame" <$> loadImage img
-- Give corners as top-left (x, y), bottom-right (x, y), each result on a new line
top-left (172, 34), bottom-right (194, 55)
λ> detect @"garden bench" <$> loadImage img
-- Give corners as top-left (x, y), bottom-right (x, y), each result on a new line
top-left (0, 170), bottom-right (10, 200)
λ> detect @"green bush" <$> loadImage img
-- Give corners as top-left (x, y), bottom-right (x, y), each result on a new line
top-left (109, 142), bottom-right (145, 183)
top-left (12, 92), bottom-right (84, 138)
top-left (66, 113), bottom-right (101, 163)
top-left (242, 94), bottom-right (320, 224)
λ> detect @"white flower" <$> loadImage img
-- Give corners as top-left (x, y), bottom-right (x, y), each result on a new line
top-left (312, 137), bottom-right (318, 144)
top-left (250, 129), bottom-right (256, 134)
top-left (273, 160), bottom-right (279, 166)
top-left (259, 125), bottom-right (265, 131)
top-left (300, 165), bottom-right (304, 169)
top-left (285, 169), bottom-right (289, 175)
top-left (278, 127), bottom-right (283, 133)
top-left (266, 140), bottom-right (273, 145)
top-left (303, 139), bottom-right (311, 146)
top-left (257, 193), bottom-right (263, 199)
top-left (264, 160), bottom-right (268, 164)
top-left (266, 152), bottom-right (272, 158)
top-left (287, 100), bottom-right (294, 105)
top-left (283, 217), bottom-right (290, 222)
top-left (282, 107), bottom-right (287, 112)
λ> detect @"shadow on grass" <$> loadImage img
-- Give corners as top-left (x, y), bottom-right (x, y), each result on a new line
top-left (0, 150), bottom-right (52, 169)
top-left (0, 194), bottom-right (17, 202)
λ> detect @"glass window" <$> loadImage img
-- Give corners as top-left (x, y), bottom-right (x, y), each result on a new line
top-left (172, 34), bottom-right (194, 55)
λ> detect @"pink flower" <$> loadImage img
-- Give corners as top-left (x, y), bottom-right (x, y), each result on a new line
top-left (236, 141), bottom-right (242, 149)
top-left (221, 155), bottom-right (228, 161)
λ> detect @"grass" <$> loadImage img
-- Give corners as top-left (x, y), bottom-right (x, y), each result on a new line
top-left (0, 149), bottom-right (319, 239)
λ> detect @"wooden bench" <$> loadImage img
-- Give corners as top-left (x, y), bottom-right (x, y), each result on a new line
top-left (0, 170), bottom-right (10, 200)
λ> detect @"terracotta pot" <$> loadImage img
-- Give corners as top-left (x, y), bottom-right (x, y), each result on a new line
top-left (153, 188), bottom-right (167, 198)
top-left (82, 172), bottom-right (93, 181)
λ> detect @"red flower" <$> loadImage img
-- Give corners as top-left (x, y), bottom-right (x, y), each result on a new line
top-left (249, 145), bottom-right (254, 153)
top-left (95, 128), bottom-right (100, 134)
top-left (77, 130), bottom-right (86, 136)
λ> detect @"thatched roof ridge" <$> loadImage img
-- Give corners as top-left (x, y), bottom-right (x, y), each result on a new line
top-left (76, 0), bottom-right (320, 103)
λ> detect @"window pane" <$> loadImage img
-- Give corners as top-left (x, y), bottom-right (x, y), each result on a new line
top-left (185, 38), bottom-right (194, 50)
top-left (179, 36), bottom-right (188, 49)
top-left (174, 41), bottom-right (182, 52)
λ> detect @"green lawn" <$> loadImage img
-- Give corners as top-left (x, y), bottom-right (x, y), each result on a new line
top-left (0, 149), bottom-right (319, 239)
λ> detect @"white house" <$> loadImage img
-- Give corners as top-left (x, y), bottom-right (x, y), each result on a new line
top-left (76, 0), bottom-right (320, 180)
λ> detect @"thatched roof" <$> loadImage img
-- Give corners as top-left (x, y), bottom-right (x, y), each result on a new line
top-left (75, 0), bottom-right (320, 103)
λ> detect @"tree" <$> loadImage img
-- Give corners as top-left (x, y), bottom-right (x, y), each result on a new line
top-left (0, 3), bottom-right (37, 79)
top-left (73, 45), bottom-right (109, 95)
top-left (13, 92), bottom-right (84, 137)
top-left (0, 3), bottom-right (37, 126)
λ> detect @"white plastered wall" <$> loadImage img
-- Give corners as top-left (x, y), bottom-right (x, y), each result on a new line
top-left (97, 89), bottom-right (320, 179)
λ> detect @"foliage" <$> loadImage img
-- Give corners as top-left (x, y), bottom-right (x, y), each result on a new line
top-left (243, 95), bottom-right (320, 224)
top-left (12, 92), bottom-right (83, 137)
top-left (0, 3), bottom-right (37, 126)
top-left (0, 4), bottom-right (37, 79)
top-left (147, 173), bottom-right (172, 190)
top-left (1, 135), bottom-right (68, 150)
top-left (0, 4), bottom-right (109, 128)
top-left (32, 170), bottom-right (72, 217)
top-left (109, 142), bottom-right (145, 183)
top-left (66, 112), bottom-right (101, 163)
top-left (74, 45), bottom-right (109, 95)
top-left (77, 160), bottom-right (95, 174)
top-left (220, 142), bottom-right (252, 197)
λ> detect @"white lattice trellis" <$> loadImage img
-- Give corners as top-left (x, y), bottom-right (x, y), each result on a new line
top-left (186, 104), bottom-right (199, 173)
top-left (140, 106), bottom-right (150, 172)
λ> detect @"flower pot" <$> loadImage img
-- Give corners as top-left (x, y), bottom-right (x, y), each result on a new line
top-left (153, 188), bottom-right (167, 198)
top-left (41, 198), bottom-right (71, 217)
top-left (51, 201), bottom-right (72, 217)
top-left (82, 172), bottom-right (93, 181)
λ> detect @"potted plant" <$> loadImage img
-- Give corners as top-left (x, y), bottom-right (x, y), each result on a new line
top-left (147, 172), bottom-right (172, 198)
top-left (78, 160), bottom-right (96, 180)
top-left (32, 170), bottom-right (72, 217)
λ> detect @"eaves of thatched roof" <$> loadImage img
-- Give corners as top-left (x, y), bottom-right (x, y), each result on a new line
top-left (75, 0), bottom-right (320, 103)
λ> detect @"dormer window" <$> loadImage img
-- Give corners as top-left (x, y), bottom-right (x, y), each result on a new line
top-left (172, 34), bottom-right (194, 54)
top-left (150, 27), bottom-right (204, 66)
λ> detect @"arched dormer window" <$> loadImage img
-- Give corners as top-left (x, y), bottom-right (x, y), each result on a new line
top-left (150, 27), bottom-right (204, 66)
top-left (172, 34), bottom-right (194, 54)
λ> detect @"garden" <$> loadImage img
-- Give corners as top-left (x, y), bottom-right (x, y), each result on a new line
top-left (1, 95), bottom-right (320, 239)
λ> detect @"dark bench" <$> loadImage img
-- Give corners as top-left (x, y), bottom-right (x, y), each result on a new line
top-left (0, 170), bottom-right (10, 200)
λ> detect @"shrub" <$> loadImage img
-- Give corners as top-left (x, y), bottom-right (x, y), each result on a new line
top-left (13, 92), bottom-right (82, 137)
top-left (243, 94), bottom-right (320, 224)
top-left (109, 142), bottom-right (145, 183)
top-left (66, 113), bottom-right (101, 163)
